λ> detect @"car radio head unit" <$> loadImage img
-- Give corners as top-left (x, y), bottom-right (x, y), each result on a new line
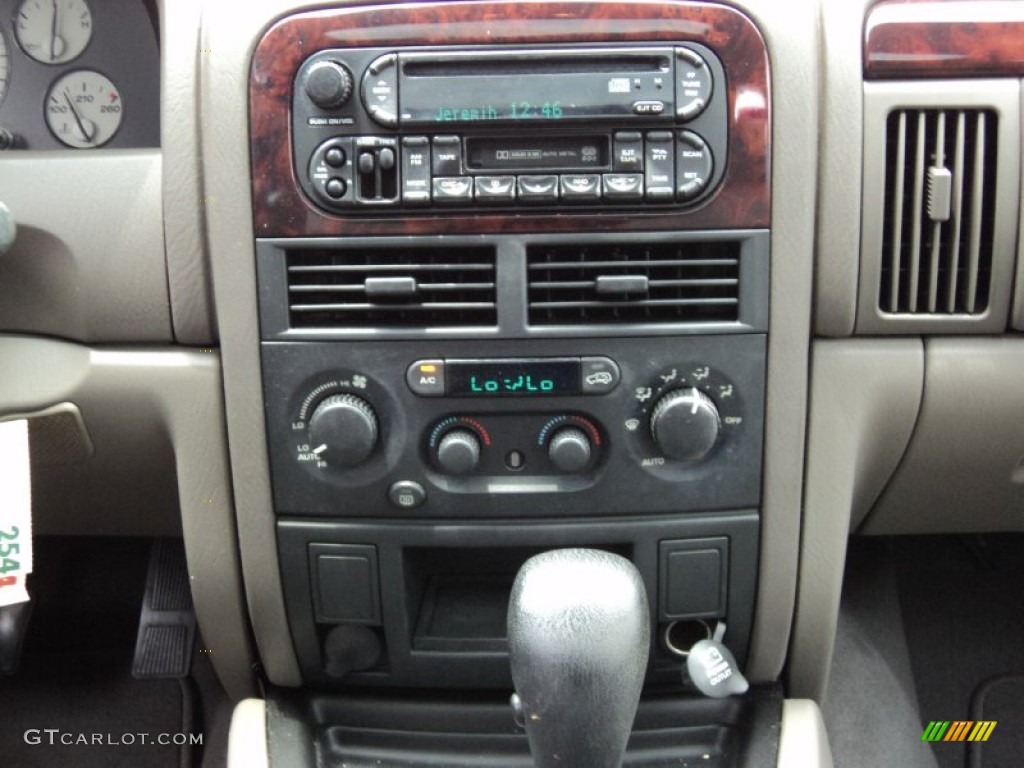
top-left (290, 43), bottom-right (729, 214)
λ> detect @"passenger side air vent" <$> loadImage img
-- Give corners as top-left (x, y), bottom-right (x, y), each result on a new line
top-left (859, 82), bottom-right (1020, 334)
top-left (285, 246), bottom-right (496, 329)
top-left (879, 109), bottom-right (996, 315)
top-left (527, 242), bottom-right (740, 325)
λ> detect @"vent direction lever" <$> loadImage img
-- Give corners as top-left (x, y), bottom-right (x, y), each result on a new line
top-left (926, 166), bottom-right (952, 222)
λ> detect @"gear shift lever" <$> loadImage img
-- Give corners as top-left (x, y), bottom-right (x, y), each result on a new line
top-left (507, 549), bottom-right (650, 768)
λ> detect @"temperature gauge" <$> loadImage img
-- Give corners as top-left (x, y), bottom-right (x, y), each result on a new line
top-left (15, 0), bottom-right (93, 64)
top-left (45, 70), bottom-right (122, 148)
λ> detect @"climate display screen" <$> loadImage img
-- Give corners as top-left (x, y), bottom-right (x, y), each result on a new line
top-left (447, 360), bottom-right (580, 396)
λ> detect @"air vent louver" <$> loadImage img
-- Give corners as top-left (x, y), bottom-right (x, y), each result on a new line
top-left (286, 247), bottom-right (496, 329)
top-left (879, 109), bottom-right (997, 315)
top-left (527, 242), bottom-right (740, 325)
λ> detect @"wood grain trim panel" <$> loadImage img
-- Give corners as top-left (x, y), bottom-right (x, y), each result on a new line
top-left (865, 0), bottom-right (1024, 78)
top-left (250, 1), bottom-right (770, 237)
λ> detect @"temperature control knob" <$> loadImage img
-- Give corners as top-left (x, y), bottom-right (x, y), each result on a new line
top-left (303, 60), bottom-right (354, 110)
top-left (308, 394), bottom-right (378, 468)
top-left (547, 427), bottom-right (592, 473)
top-left (649, 387), bottom-right (721, 462)
top-left (436, 429), bottom-right (481, 475)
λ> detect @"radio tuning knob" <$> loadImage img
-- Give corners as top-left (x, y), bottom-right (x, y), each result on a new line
top-left (303, 60), bottom-right (354, 110)
top-left (649, 387), bottom-right (721, 462)
top-left (547, 427), bottom-right (592, 473)
top-left (308, 394), bottom-right (378, 468)
top-left (435, 429), bottom-right (481, 475)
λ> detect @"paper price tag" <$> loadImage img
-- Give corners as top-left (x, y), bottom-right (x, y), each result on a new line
top-left (0, 419), bottom-right (32, 607)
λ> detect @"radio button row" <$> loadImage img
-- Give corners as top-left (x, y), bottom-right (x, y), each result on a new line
top-left (613, 132), bottom-right (644, 172)
top-left (560, 174), bottom-right (602, 201)
top-left (432, 135), bottom-right (462, 176)
top-left (602, 173), bottom-right (644, 200)
top-left (518, 175), bottom-right (559, 203)
top-left (676, 131), bottom-right (714, 201)
top-left (644, 131), bottom-right (676, 201)
top-left (401, 136), bottom-right (431, 205)
top-left (432, 177), bottom-right (474, 203)
top-left (675, 47), bottom-right (713, 121)
top-left (475, 176), bottom-right (516, 203)
top-left (407, 360), bottom-right (446, 396)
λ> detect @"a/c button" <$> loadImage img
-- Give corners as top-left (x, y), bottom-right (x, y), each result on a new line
top-left (407, 359), bottom-right (446, 396)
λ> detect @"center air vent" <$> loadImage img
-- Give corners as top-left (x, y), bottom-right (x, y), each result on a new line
top-left (286, 246), bottom-right (496, 329)
top-left (527, 242), bottom-right (740, 325)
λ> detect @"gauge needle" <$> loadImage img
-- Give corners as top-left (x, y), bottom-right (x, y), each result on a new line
top-left (50, 0), bottom-right (58, 62)
top-left (63, 91), bottom-right (93, 143)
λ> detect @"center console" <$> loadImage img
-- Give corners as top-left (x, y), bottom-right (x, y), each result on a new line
top-left (248, 0), bottom-right (774, 757)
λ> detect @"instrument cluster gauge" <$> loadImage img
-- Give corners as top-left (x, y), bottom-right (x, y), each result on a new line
top-left (45, 69), bottom-right (122, 148)
top-left (14, 0), bottom-right (92, 64)
top-left (0, 26), bottom-right (9, 105)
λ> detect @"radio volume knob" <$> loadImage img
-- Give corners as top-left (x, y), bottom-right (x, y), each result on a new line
top-left (547, 427), bottom-right (592, 473)
top-left (649, 387), bottom-right (721, 462)
top-left (308, 394), bottom-right (378, 468)
top-left (435, 429), bottom-right (481, 475)
top-left (303, 60), bottom-right (354, 110)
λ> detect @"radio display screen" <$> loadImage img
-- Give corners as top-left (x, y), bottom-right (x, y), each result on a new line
top-left (447, 360), bottom-right (580, 396)
top-left (465, 136), bottom-right (609, 171)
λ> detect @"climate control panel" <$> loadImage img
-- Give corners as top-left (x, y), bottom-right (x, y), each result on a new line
top-left (262, 335), bottom-right (764, 519)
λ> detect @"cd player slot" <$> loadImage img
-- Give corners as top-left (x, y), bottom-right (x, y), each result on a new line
top-left (401, 52), bottom-right (671, 78)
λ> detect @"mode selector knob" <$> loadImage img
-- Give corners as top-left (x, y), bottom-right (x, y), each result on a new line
top-left (303, 60), bottom-right (354, 110)
top-left (436, 429), bottom-right (481, 475)
top-left (649, 387), bottom-right (721, 462)
top-left (548, 427), bottom-right (592, 473)
top-left (308, 394), bottom-right (378, 468)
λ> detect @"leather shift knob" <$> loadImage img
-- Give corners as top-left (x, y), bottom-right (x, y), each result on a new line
top-left (507, 549), bottom-right (650, 768)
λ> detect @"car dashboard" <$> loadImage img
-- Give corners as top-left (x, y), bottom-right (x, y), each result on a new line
top-left (0, 0), bottom-right (1022, 766)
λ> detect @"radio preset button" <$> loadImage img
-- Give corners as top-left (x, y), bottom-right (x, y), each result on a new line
top-left (407, 360), bottom-right (446, 396)
top-left (644, 131), bottom-right (676, 201)
top-left (431, 136), bottom-right (462, 176)
top-left (518, 175), bottom-right (559, 203)
top-left (475, 176), bottom-right (517, 203)
top-left (602, 173), bottom-right (644, 200)
top-left (613, 132), bottom-right (644, 172)
top-left (675, 47), bottom-right (714, 121)
top-left (676, 131), bottom-right (714, 201)
top-left (433, 177), bottom-right (474, 203)
top-left (559, 174), bottom-right (602, 201)
top-left (580, 356), bottom-right (621, 394)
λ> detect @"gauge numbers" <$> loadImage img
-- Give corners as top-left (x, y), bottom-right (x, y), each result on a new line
top-left (0, 27), bottom-right (9, 105)
top-left (15, 0), bottom-right (92, 64)
top-left (46, 70), bottom-right (122, 148)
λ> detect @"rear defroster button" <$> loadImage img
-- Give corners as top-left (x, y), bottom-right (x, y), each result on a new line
top-left (388, 480), bottom-right (426, 510)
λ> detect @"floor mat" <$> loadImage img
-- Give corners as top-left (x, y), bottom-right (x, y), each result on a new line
top-left (0, 537), bottom-right (197, 768)
top-left (968, 675), bottom-right (1024, 768)
top-left (895, 536), bottom-right (1024, 768)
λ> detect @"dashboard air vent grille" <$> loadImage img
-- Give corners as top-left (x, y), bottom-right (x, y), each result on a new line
top-left (879, 109), bottom-right (997, 315)
top-left (286, 246), bottom-right (496, 329)
top-left (527, 242), bottom-right (740, 325)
